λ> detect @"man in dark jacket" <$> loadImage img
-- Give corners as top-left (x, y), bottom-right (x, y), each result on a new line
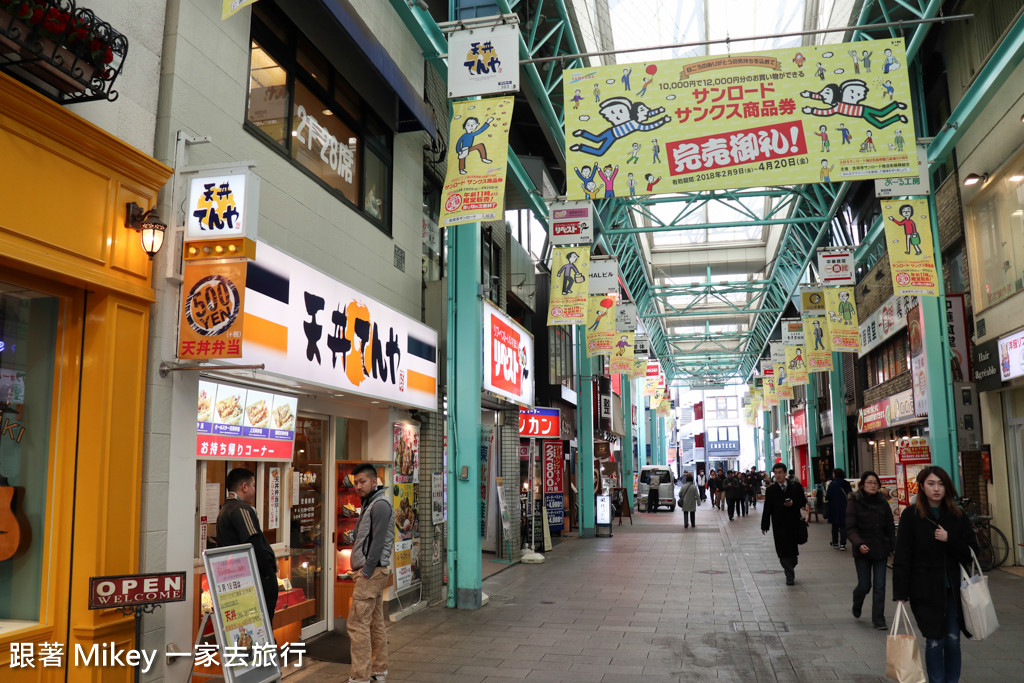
top-left (761, 462), bottom-right (807, 585)
top-left (724, 471), bottom-right (743, 520)
top-left (826, 468), bottom-right (852, 550)
top-left (216, 468), bottom-right (279, 622)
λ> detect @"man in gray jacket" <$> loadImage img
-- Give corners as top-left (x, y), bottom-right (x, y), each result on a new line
top-left (346, 464), bottom-right (395, 683)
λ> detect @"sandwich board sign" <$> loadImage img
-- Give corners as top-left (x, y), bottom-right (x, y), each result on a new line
top-left (202, 544), bottom-right (281, 683)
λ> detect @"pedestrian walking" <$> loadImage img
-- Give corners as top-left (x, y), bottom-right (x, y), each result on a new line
top-left (696, 470), bottom-right (707, 502)
top-left (724, 471), bottom-right (743, 520)
top-left (846, 471), bottom-right (895, 629)
top-left (893, 466), bottom-right (978, 683)
top-left (708, 472), bottom-right (720, 509)
top-left (647, 472), bottom-right (661, 512)
top-left (826, 468), bottom-right (852, 550)
top-left (761, 463), bottom-right (807, 585)
top-left (677, 473), bottom-right (699, 528)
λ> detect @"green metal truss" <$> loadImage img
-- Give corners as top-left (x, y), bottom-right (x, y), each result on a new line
top-left (395, 0), bottom-right (950, 384)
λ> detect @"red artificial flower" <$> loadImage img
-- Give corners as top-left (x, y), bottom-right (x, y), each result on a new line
top-left (15, 2), bottom-right (33, 20)
top-left (42, 7), bottom-right (69, 34)
top-left (29, 6), bottom-right (44, 25)
top-left (102, 46), bottom-right (112, 64)
top-left (68, 25), bottom-right (89, 43)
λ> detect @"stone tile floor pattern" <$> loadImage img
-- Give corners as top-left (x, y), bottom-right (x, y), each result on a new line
top-left (288, 501), bottom-right (1024, 681)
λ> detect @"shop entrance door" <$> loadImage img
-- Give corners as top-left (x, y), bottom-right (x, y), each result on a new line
top-left (291, 415), bottom-right (330, 640)
top-left (1004, 416), bottom-right (1024, 566)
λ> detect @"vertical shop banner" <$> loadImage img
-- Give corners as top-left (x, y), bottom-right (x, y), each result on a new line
top-left (825, 286), bottom-right (861, 352)
top-left (440, 96), bottom-right (514, 227)
top-left (549, 200), bottom-right (595, 245)
top-left (394, 423), bottom-right (420, 484)
top-left (784, 345), bottom-right (809, 386)
top-left (882, 198), bottom-right (938, 296)
top-left (483, 300), bottom-right (535, 407)
top-left (563, 38), bottom-right (916, 199)
top-left (946, 294), bottom-right (971, 380)
top-left (542, 440), bottom-right (565, 533)
top-left (633, 334), bottom-right (650, 356)
top-left (548, 246), bottom-right (590, 325)
top-left (447, 24), bottom-right (520, 98)
top-left (907, 299), bottom-right (929, 417)
top-left (802, 315), bottom-right (833, 371)
top-left (178, 260), bottom-right (247, 360)
top-left (628, 357), bottom-right (648, 380)
top-left (609, 331), bottom-right (635, 373)
top-left (585, 295), bottom-right (618, 357)
top-left (774, 363), bottom-right (795, 399)
top-left (763, 373), bottom-right (778, 408)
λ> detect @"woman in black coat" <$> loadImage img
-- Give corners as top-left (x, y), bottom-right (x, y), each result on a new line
top-left (826, 468), bottom-right (852, 549)
top-left (892, 466), bottom-right (978, 683)
top-left (845, 471), bottom-right (895, 629)
top-left (761, 463), bottom-right (807, 585)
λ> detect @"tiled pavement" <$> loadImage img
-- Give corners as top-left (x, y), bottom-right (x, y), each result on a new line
top-left (289, 500), bottom-right (1024, 681)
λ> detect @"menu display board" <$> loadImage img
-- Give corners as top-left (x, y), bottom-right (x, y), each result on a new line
top-left (197, 380), bottom-right (297, 461)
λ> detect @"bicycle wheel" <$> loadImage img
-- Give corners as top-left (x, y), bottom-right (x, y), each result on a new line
top-left (974, 526), bottom-right (996, 571)
top-left (986, 524), bottom-right (1010, 569)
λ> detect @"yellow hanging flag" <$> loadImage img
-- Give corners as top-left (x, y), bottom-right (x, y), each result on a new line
top-left (609, 331), bottom-right (635, 373)
top-left (548, 247), bottom-right (589, 325)
top-left (802, 315), bottom-right (833, 371)
top-left (222, 0), bottom-right (258, 20)
top-left (825, 286), bottom-right (861, 353)
top-left (881, 198), bottom-right (939, 296)
top-left (585, 294), bottom-right (617, 357)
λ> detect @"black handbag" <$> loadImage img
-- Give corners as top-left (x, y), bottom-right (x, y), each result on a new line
top-left (796, 519), bottom-right (809, 545)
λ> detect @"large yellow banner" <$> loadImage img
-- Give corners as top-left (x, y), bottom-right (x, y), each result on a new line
top-left (547, 246), bottom-right (590, 325)
top-left (774, 363), bottom-right (795, 400)
top-left (802, 315), bottom-right (834, 371)
top-left (585, 295), bottom-right (617, 357)
top-left (563, 38), bottom-right (915, 199)
top-left (763, 375), bottom-right (778, 408)
top-left (609, 331), bottom-right (635, 373)
top-left (785, 345), bottom-right (809, 386)
top-left (628, 357), bottom-right (647, 380)
top-left (881, 198), bottom-right (939, 296)
top-left (440, 97), bottom-right (514, 226)
top-left (825, 286), bottom-right (862, 353)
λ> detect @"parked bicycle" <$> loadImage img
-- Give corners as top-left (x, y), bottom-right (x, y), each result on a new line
top-left (958, 497), bottom-right (1009, 571)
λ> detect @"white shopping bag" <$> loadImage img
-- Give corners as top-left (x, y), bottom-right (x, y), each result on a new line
top-left (960, 547), bottom-right (999, 640)
top-left (886, 602), bottom-right (926, 683)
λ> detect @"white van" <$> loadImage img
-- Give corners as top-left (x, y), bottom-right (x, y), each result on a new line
top-left (637, 466), bottom-right (676, 511)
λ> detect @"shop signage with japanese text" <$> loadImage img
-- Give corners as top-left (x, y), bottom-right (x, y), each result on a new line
top-left (197, 380), bottom-right (296, 461)
top-left (519, 407), bottom-right (560, 438)
top-left (973, 338), bottom-right (1001, 392)
top-left (178, 260), bottom-right (247, 360)
top-left (549, 200), bottom-right (594, 245)
top-left (856, 388), bottom-right (916, 432)
top-left (616, 301), bottom-right (637, 331)
top-left (483, 300), bottom-right (535, 407)
top-left (447, 24), bottom-right (520, 99)
top-left (542, 440), bottom-right (564, 494)
top-left (818, 249), bottom-right (856, 286)
top-left (186, 172), bottom-right (257, 241)
top-left (998, 327), bottom-right (1024, 381)
top-left (226, 244), bottom-right (439, 411)
top-left (874, 144), bottom-right (930, 197)
top-left (858, 294), bottom-right (915, 356)
top-left (440, 97), bottom-right (514, 227)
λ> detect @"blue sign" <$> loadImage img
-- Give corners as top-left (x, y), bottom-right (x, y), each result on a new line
top-left (544, 493), bottom-right (564, 533)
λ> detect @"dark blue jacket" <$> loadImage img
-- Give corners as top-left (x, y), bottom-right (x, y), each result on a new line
top-left (826, 478), bottom-right (852, 525)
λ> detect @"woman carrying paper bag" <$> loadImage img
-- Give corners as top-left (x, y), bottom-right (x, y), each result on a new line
top-left (892, 466), bottom-right (978, 683)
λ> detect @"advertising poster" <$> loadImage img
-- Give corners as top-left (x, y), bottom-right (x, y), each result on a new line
top-left (178, 260), bottom-right (246, 360)
top-left (907, 300), bottom-right (929, 417)
top-left (447, 24), bottom-right (520, 98)
top-left (548, 246), bottom-right (590, 325)
top-left (549, 200), bottom-right (594, 245)
top-left (268, 467), bottom-right (280, 530)
top-left (998, 327), bottom-right (1024, 381)
top-left (878, 475), bottom-right (900, 525)
top-left (204, 548), bottom-right (276, 679)
top-left (585, 294), bottom-right (618, 357)
top-left (431, 472), bottom-right (444, 525)
top-left (763, 375), bottom-right (778, 408)
top-left (784, 345), bottom-right (809, 386)
top-left (439, 96), bottom-right (514, 227)
top-left (609, 331), bottom-right (635, 373)
top-left (881, 197), bottom-right (938, 296)
top-left (393, 474), bottom-right (418, 591)
top-left (563, 38), bottom-right (916, 198)
top-left (628, 357), bottom-right (648, 380)
top-left (825, 286), bottom-right (861, 353)
top-left (196, 380), bottom-right (296, 461)
top-left (802, 315), bottom-right (833, 371)
top-left (483, 300), bottom-right (535, 407)
top-left (542, 440), bottom-right (565, 534)
top-left (394, 422), bottom-right (419, 484)
top-left (773, 363), bottom-right (795, 400)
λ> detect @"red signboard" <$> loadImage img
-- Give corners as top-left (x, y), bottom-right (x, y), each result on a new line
top-left (519, 407), bottom-right (560, 437)
top-left (543, 440), bottom-right (564, 494)
top-left (89, 572), bottom-right (187, 609)
top-left (489, 314), bottom-right (522, 396)
top-left (896, 437), bottom-right (931, 464)
top-left (789, 409), bottom-right (807, 447)
top-left (694, 401), bottom-right (703, 420)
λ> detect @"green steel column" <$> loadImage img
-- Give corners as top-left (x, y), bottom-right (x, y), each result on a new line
top-left (661, 416), bottom-right (669, 467)
top-left (762, 410), bottom-right (772, 469)
top-left (621, 376), bottom-right (635, 508)
top-left (807, 373), bottom-right (820, 490)
top-left (652, 412), bottom-right (661, 466)
top-left (920, 193), bottom-right (957, 475)
top-left (829, 354), bottom-right (849, 472)
top-left (447, 223), bottom-right (482, 609)
top-left (575, 327), bottom-right (596, 537)
top-left (780, 400), bottom-right (792, 471)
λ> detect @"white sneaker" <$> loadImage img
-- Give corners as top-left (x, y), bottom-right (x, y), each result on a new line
top-left (371, 674), bottom-right (388, 682)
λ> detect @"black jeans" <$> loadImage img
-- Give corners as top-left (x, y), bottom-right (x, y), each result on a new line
top-left (727, 497), bottom-right (739, 519)
top-left (261, 574), bottom-right (280, 624)
top-left (648, 491), bottom-right (659, 512)
top-left (853, 555), bottom-right (887, 625)
top-left (682, 511), bottom-right (695, 527)
top-left (831, 524), bottom-right (847, 546)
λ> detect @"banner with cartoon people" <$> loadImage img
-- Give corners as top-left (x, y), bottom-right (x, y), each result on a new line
top-left (609, 331), bottom-right (635, 373)
top-left (802, 315), bottom-right (834, 371)
top-left (881, 197), bottom-right (939, 296)
top-left (784, 345), bottom-right (809, 386)
top-left (548, 246), bottom-right (590, 325)
top-left (440, 97), bottom-right (514, 227)
top-left (774, 362), bottom-right (795, 400)
top-left (763, 374), bottom-right (778, 408)
top-left (825, 286), bottom-right (862, 353)
top-left (628, 357), bottom-right (647, 380)
top-left (585, 294), bottom-right (618, 357)
top-left (563, 38), bottom-right (915, 199)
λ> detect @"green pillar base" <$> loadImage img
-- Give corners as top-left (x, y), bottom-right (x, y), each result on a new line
top-left (579, 527), bottom-right (596, 538)
top-left (457, 588), bottom-right (482, 609)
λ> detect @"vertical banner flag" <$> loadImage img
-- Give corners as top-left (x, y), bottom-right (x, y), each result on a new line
top-left (585, 294), bottom-right (618, 357)
top-left (628, 357), bottom-right (648, 380)
top-left (750, 386), bottom-right (763, 413)
top-left (907, 299), bottom-right (929, 417)
top-left (548, 246), bottom-right (589, 325)
top-left (770, 341), bottom-right (793, 398)
top-left (825, 286), bottom-right (861, 352)
top-left (609, 331), bottom-right (635, 373)
top-left (782, 318), bottom-right (809, 386)
top-left (440, 97), bottom-right (514, 227)
top-left (643, 360), bottom-right (661, 396)
top-left (563, 38), bottom-right (915, 198)
top-left (447, 24), bottom-right (520, 99)
top-left (802, 316), bottom-right (834, 371)
top-left (763, 373), bottom-right (778, 407)
top-left (881, 197), bottom-right (938, 296)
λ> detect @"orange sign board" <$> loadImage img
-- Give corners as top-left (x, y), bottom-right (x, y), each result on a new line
top-left (178, 260), bottom-right (247, 359)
